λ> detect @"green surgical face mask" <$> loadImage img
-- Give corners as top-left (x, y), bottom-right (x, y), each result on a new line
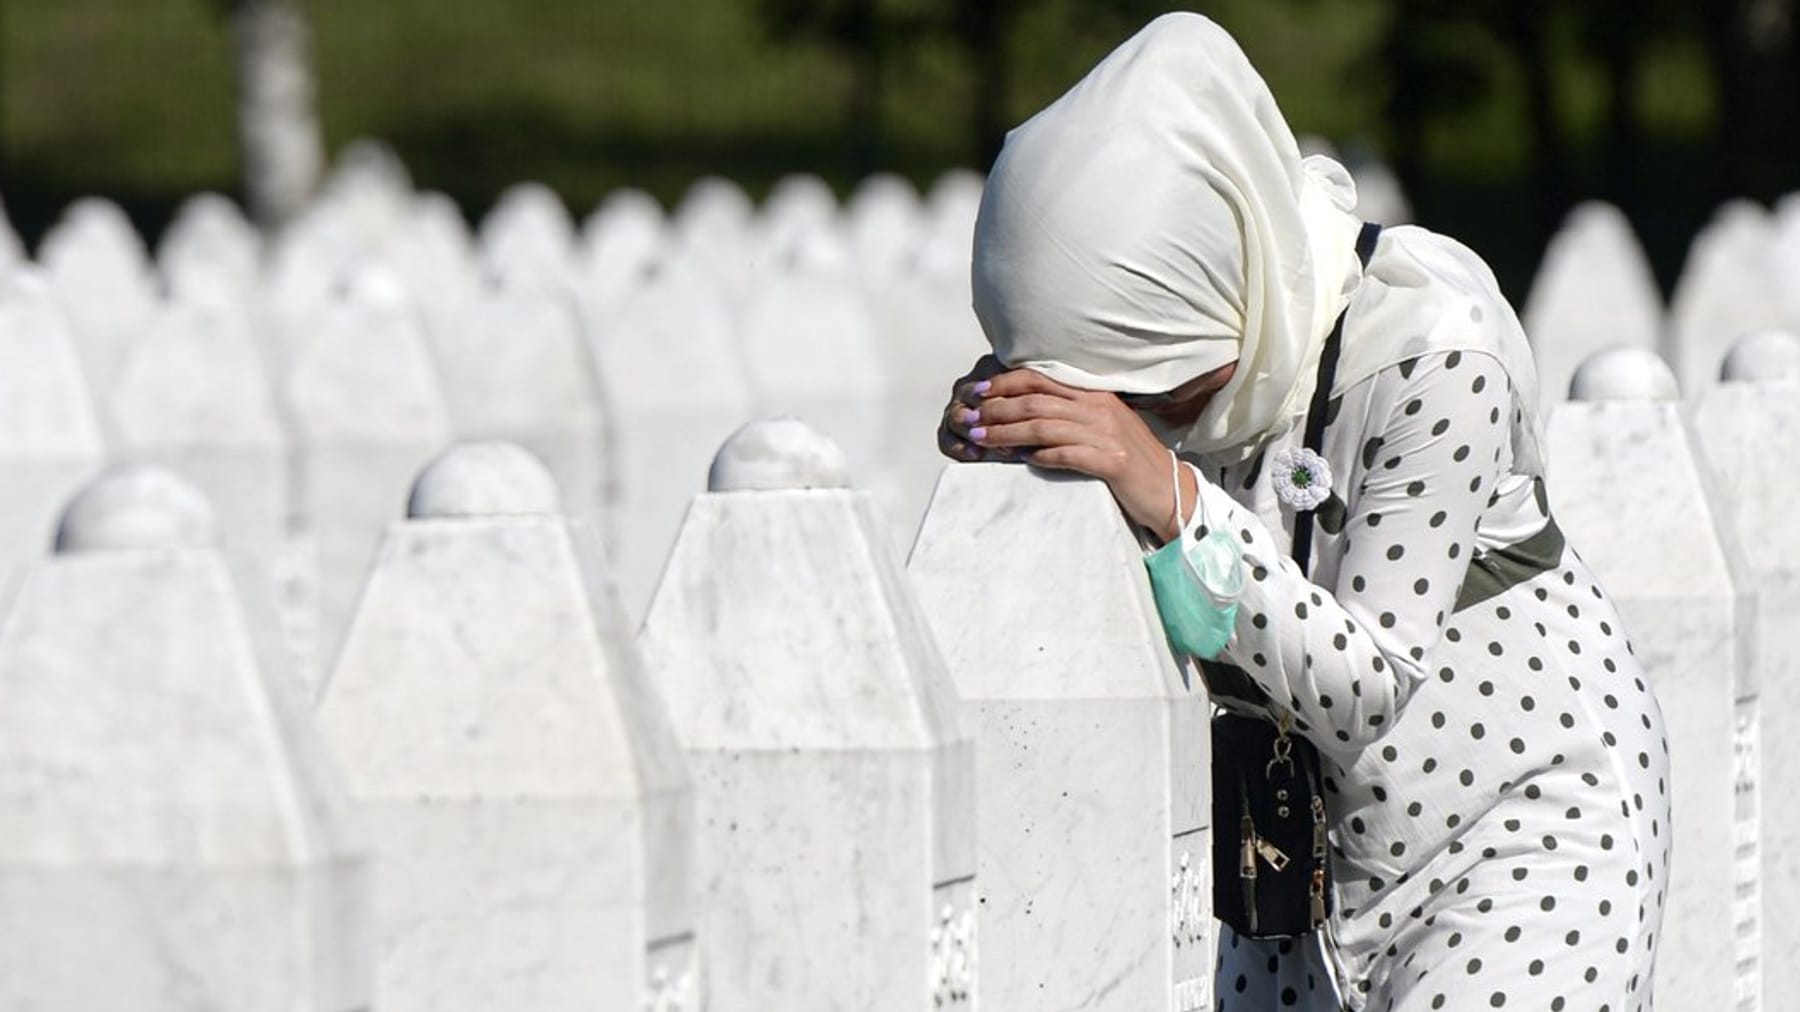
top-left (1145, 523), bottom-right (1245, 661)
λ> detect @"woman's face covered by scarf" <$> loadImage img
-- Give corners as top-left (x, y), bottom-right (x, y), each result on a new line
top-left (970, 13), bottom-right (1363, 458)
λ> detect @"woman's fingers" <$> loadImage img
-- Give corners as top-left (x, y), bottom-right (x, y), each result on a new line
top-left (972, 417), bottom-right (1100, 452)
top-left (966, 392), bottom-right (1088, 427)
top-left (1027, 444), bottom-right (1113, 476)
top-left (980, 368), bottom-right (1092, 401)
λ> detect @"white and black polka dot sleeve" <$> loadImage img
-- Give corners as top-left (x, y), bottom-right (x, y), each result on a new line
top-left (1192, 350), bottom-right (1513, 759)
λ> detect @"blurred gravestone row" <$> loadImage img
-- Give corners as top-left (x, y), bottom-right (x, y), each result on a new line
top-left (2, 145), bottom-right (1800, 1009)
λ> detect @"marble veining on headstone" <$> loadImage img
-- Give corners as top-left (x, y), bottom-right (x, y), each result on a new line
top-left (639, 419), bottom-right (975, 1012)
top-left (909, 461), bottom-right (1212, 1011)
top-left (0, 467), bottom-right (370, 1011)
top-left (319, 441), bottom-right (696, 1012)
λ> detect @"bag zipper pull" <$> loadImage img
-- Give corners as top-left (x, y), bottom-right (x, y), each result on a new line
top-left (1311, 796), bottom-right (1328, 858)
top-left (1310, 868), bottom-right (1327, 927)
top-left (1239, 816), bottom-right (1258, 880)
top-left (1254, 837), bottom-right (1291, 872)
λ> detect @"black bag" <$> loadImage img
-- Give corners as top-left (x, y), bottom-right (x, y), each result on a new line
top-left (1211, 710), bottom-right (1331, 937)
top-left (1205, 221), bottom-right (1382, 939)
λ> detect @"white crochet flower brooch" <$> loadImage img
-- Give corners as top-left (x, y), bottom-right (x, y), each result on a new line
top-left (1271, 447), bottom-right (1333, 511)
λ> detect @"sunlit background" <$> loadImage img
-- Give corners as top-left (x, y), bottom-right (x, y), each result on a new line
top-left (5, 0), bottom-right (1794, 298)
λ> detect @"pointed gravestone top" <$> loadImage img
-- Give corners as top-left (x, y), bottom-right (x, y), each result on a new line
top-left (581, 188), bottom-right (666, 315)
top-left (1721, 329), bottom-right (1800, 383)
top-left (708, 417), bottom-right (851, 492)
top-left (1669, 200), bottom-right (1785, 397)
top-left (1523, 202), bottom-right (1664, 413)
top-left (1569, 345), bottom-right (1680, 401)
top-left (407, 440), bottom-right (562, 519)
top-left (158, 193), bottom-right (261, 300)
top-left (479, 182), bottom-right (576, 291)
top-left (55, 465), bottom-right (218, 554)
top-left (0, 272), bottom-right (105, 459)
top-left (847, 173), bottom-right (922, 281)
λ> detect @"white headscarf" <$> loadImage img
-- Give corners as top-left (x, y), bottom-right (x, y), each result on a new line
top-left (972, 12), bottom-right (1547, 480)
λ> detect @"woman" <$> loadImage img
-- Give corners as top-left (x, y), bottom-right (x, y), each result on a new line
top-left (939, 14), bottom-right (1668, 1012)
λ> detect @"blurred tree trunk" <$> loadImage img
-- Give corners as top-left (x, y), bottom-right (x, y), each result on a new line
top-left (1494, 0), bottom-right (1568, 245)
top-left (962, 0), bottom-right (1009, 169)
top-left (229, 0), bottom-right (325, 227)
top-left (1698, 0), bottom-right (1800, 199)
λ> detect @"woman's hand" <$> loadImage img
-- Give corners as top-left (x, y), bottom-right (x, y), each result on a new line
top-left (953, 367), bottom-right (1196, 541)
top-left (937, 354), bottom-right (1014, 463)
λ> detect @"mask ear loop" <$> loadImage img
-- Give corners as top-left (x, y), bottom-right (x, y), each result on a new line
top-left (1168, 448), bottom-right (1185, 540)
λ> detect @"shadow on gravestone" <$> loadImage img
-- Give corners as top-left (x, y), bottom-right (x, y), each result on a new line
top-left (0, 466), bottom-right (370, 1010)
top-left (0, 272), bottom-right (106, 585)
top-left (1522, 202), bottom-right (1663, 415)
top-left (318, 441), bottom-right (697, 1012)
top-left (908, 462), bottom-right (1212, 1012)
top-left (1693, 330), bottom-right (1800, 1012)
top-left (639, 418), bottom-right (976, 1012)
top-left (1548, 346), bottom-right (1756, 1012)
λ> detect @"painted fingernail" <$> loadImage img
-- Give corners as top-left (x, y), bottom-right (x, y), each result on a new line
top-left (970, 426), bottom-right (988, 442)
top-left (973, 380), bottom-right (992, 396)
top-left (960, 408), bottom-right (981, 425)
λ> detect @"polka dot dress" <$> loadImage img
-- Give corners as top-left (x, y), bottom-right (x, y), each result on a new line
top-left (1190, 349), bottom-right (1670, 1012)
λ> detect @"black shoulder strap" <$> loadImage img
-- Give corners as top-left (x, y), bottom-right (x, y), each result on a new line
top-left (1290, 222), bottom-right (1382, 577)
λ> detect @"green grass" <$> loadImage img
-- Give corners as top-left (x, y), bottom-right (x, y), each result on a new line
top-left (0, 0), bottom-right (1765, 298)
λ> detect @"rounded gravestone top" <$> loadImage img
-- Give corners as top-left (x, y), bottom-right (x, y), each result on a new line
top-left (55, 465), bottom-right (218, 554)
top-left (1568, 345), bottom-right (1679, 402)
top-left (708, 417), bottom-right (851, 492)
top-left (407, 440), bottom-right (562, 519)
top-left (1721, 329), bottom-right (1800, 383)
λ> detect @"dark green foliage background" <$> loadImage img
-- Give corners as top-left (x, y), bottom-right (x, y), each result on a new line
top-left (0, 0), bottom-right (1788, 301)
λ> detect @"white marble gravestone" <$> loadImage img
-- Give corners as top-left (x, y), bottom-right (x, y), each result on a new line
top-left (0, 272), bottom-right (107, 585)
top-left (479, 182), bottom-right (578, 294)
top-left (736, 269), bottom-right (895, 512)
top-left (758, 173), bottom-right (844, 272)
top-left (37, 197), bottom-right (159, 394)
top-left (847, 172), bottom-right (923, 283)
top-left (431, 281), bottom-right (609, 520)
top-left (1347, 153), bottom-right (1412, 225)
top-left (158, 192), bottom-right (263, 309)
top-left (673, 176), bottom-right (756, 307)
top-left (283, 263), bottom-right (454, 682)
top-left (1548, 346), bottom-right (1757, 1012)
top-left (106, 299), bottom-right (288, 571)
top-left (316, 138), bottom-right (414, 253)
top-left (908, 462), bottom-right (1212, 1011)
top-left (1523, 202), bottom-right (1664, 413)
top-left (384, 191), bottom-right (479, 345)
top-left (319, 441), bottom-right (696, 1012)
top-left (639, 419), bottom-right (976, 1012)
top-left (1693, 331), bottom-right (1800, 1012)
top-left (1667, 201), bottom-right (1786, 399)
top-left (581, 188), bottom-right (667, 319)
top-left (592, 255), bottom-right (753, 618)
top-left (0, 466), bottom-right (370, 1011)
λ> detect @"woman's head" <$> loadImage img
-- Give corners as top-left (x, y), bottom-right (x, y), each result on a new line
top-left (971, 13), bottom-right (1363, 456)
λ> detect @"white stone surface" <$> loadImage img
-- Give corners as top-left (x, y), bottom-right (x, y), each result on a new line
top-left (1549, 382), bottom-right (1756, 1012)
top-left (0, 467), bottom-right (371, 1011)
top-left (384, 191), bottom-right (478, 345)
top-left (1692, 350), bottom-right (1800, 1012)
top-left (316, 138), bottom-right (414, 252)
top-left (1721, 329), bottom-right (1800, 383)
top-left (37, 197), bottom-right (159, 394)
top-left (407, 440), bottom-right (562, 518)
top-left (673, 176), bottom-right (756, 307)
top-left (430, 280), bottom-right (609, 519)
top-left (1347, 152), bottom-right (1412, 225)
top-left (708, 417), bottom-right (850, 491)
top-left (0, 272), bottom-right (107, 585)
top-left (592, 255), bottom-right (754, 618)
top-left (478, 182), bottom-right (578, 294)
top-left (581, 188), bottom-right (667, 318)
top-left (158, 193), bottom-right (263, 309)
top-left (1523, 202), bottom-right (1664, 412)
top-left (847, 172), bottom-right (922, 283)
top-left (320, 442), bottom-right (695, 1012)
top-left (908, 462), bottom-right (1212, 1010)
top-left (639, 422), bottom-right (975, 1012)
top-left (1568, 344), bottom-right (1680, 401)
top-left (282, 262), bottom-right (454, 681)
top-left (736, 267), bottom-right (895, 510)
top-left (1668, 201), bottom-right (1786, 399)
top-left (105, 299), bottom-right (289, 569)
top-left (55, 465), bottom-right (218, 553)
